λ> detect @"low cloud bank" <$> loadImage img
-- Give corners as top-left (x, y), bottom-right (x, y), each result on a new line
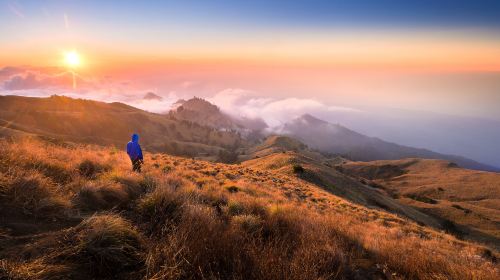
top-left (0, 66), bottom-right (178, 113)
top-left (0, 67), bottom-right (359, 124)
top-left (209, 88), bottom-right (360, 127)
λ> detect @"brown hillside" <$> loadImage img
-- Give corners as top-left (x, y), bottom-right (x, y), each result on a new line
top-left (242, 151), bottom-right (443, 229)
top-left (338, 158), bottom-right (500, 248)
top-left (241, 135), bottom-right (324, 161)
top-left (0, 138), bottom-right (498, 279)
top-left (0, 95), bottom-right (244, 159)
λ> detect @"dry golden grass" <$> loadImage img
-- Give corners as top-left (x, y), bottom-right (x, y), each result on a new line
top-left (0, 137), bottom-right (498, 279)
top-left (339, 158), bottom-right (500, 248)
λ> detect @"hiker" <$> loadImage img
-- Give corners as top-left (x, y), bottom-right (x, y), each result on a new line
top-left (127, 133), bottom-right (143, 172)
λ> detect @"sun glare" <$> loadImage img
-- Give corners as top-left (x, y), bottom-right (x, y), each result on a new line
top-left (64, 51), bottom-right (81, 68)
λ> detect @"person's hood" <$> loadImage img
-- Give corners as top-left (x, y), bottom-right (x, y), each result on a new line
top-left (131, 133), bottom-right (139, 142)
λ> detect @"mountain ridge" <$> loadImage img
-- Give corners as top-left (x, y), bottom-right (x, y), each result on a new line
top-left (277, 113), bottom-right (499, 172)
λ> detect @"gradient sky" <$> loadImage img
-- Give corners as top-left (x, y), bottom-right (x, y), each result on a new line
top-left (1, 0), bottom-right (500, 119)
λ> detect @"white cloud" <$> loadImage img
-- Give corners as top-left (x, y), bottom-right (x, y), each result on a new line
top-left (0, 68), bottom-right (357, 120)
top-left (209, 88), bottom-right (360, 127)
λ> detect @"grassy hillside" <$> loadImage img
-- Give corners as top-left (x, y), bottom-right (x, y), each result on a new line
top-left (338, 158), bottom-right (500, 249)
top-left (0, 95), bottom-right (244, 159)
top-left (240, 135), bottom-right (324, 161)
top-left (0, 137), bottom-right (498, 279)
top-left (242, 149), bottom-right (443, 229)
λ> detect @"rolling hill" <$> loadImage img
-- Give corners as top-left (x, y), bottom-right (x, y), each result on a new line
top-left (241, 135), bottom-right (500, 248)
top-left (242, 149), bottom-right (444, 230)
top-left (337, 158), bottom-right (500, 248)
top-left (240, 135), bottom-right (323, 160)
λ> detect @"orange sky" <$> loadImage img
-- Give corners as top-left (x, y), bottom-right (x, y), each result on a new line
top-left (1, 1), bottom-right (500, 121)
top-left (2, 26), bottom-right (500, 73)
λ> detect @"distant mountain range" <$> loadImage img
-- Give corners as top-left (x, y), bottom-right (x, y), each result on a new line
top-left (276, 114), bottom-right (499, 172)
top-left (0, 94), bottom-right (497, 172)
top-left (308, 106), bottom-right (500, 169)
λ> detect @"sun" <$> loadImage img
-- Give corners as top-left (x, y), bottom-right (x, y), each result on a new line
top-left (64, 50), bottom-right (81, 68)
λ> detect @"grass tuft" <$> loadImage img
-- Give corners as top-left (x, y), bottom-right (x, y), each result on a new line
top-left (65, 214), bottom-right (144, 277)
top-left (292, 164), bottom-right (305, 174)
top-left (77, 159), bottom-right (110, 179)
top-left (6, 172), bottom-right (69, 216)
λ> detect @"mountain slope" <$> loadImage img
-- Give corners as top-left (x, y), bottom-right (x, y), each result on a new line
top-left (0, 95), bottom-right (244, 158)
top-left (169, 97), bottom-right (239, 130)
top-left (240, 135), bottom-right (324, 160)
top-left (0, 137), bottom-right (497, 279)
top-left (242, 149), bottom-right (444, 229)
top-left (337, 158), bottom-right (500, 248)
top-left (278, 114), bottom-right (498, 172)
top-left (168, 97), bottom-right (267, 140)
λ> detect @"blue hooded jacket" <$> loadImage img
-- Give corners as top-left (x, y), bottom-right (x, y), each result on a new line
top-left (127, 134), bottom-right (143, 161)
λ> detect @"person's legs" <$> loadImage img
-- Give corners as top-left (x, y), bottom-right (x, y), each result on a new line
top-left (132, 159), bottom-right (141, 172)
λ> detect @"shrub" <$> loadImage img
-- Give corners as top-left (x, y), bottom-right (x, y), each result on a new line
top-left (173, 204), bottom-right (245, 277)
top-left (440, 219), bottom-right (462, 236)
top-left (262, 207), bottom-right (302, 243)
top-left (76, 181), bottom-right (129, 211)
top-left (0, 259), bottom-right (70, 280)
top-left (227, 201), bottom-right (245, 216)
top-left (225, 185), bottom-right (239, 193)
top-left (451, 204), bottom-right (472, 214)
top-left (405, 194), bottom-right (438, 204)
top-left (7, 172), bottom-right (69, 216)
top-left (190, 188), bottom-right (228, 212)
top-left (144, 238), bottom-right (186, 279)
top-left (292, 164), bottom-right (304, 174)
top-left (27, 161), bottom-right (73, 184)
top-left (64, 214), bottom-right (144, 277)
top-left (232, 214), bottom-right (262, 234)
top-left (163, 174), bottom-right (188, 190)
top-left (110, 174), bottom-right (144, 199)
top-left (162, 165), bottom-right (173, 173)
top-left (242, 200), bottom-right (269, 218)
top-left (139, 175), bottom-right (158, 193)
top-left (138, 186), bottom-right (185, 233)
top-left (77, 159), bottom-right (110, 179)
